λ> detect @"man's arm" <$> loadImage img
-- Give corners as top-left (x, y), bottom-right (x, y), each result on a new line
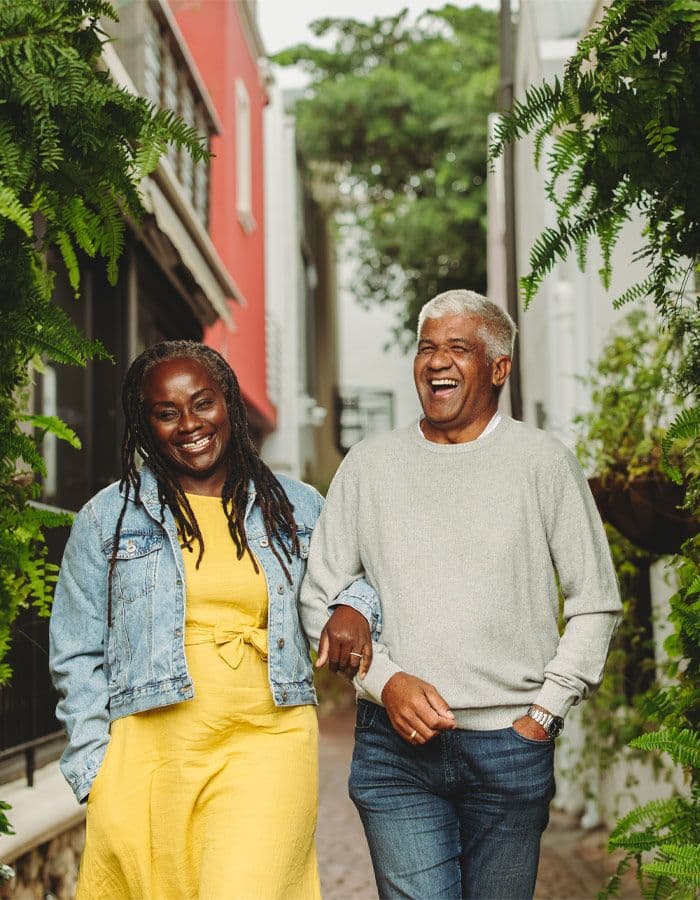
top-left (534, 449), bottom-right (622, 720)
top-left (300, 452), bottom-right (455, 742)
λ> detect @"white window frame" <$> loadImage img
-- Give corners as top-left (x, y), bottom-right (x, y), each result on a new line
top-left (235, 78), bottom-right (255, 233)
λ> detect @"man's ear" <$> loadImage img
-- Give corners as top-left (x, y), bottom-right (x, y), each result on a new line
top-left (492, 356), bottom-right (512, 387)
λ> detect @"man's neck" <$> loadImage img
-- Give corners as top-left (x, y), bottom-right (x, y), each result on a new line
top-left (419, 409), bottom-right (501, 445)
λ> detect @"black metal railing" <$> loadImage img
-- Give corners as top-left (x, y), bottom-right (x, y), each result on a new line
top-left (0, 511), bottom-right (71, 786)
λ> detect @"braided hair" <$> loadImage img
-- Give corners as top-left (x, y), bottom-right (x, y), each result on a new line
top-left (107, 340), bottom-right (300, 625)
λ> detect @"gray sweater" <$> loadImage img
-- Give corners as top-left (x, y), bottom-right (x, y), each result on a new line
top-left (300, 417), bottom-right (622, 729)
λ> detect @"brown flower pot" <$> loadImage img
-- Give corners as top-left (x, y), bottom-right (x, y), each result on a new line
top-left (589, 475), bottom-right (698, 555)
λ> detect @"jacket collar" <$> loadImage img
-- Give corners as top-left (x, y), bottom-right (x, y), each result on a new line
top-left (125, 465), bottom-right (258, 526)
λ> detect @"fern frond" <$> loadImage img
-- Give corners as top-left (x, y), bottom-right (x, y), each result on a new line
top-left (642, 844), bottom-right (700, 888)
top-left (629, 728), bottom-right (700, 768)
top-left (609, 796), bottom-right (689, 847)
top-left (0, 184), bottom-right (32, 236)
top-left (661, 407), bottom-right (700, 484)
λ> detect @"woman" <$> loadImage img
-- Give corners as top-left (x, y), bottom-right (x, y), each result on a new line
top-left (49, 341), bottom-right (375, 899)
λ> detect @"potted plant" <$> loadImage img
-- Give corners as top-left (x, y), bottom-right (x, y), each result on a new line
top-left (576, 310), bottom-right (696, 555)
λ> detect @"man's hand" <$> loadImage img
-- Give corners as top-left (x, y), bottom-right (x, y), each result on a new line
top-left (381, 672), bottom-right (456, 744)
top-left (511, 711), bottom-right (551, 741)
top-left (317, 604), bottom-right (372, 680)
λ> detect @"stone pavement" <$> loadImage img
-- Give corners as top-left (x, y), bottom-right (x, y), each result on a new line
top-left (317, 710), bottom-right (640, 900)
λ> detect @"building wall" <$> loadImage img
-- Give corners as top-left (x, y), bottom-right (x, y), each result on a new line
top-left (260, 83), bottom-right (306, 479)
top-left (171, 0), bottom-right (275, 433)
top-left (336, 227), bottom-right (421, 438)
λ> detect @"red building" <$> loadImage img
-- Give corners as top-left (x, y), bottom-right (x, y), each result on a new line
top-left (171, 0), bottom-right (275, 439)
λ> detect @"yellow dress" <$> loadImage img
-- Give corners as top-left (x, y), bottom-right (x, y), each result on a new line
top-left (77, 493), bottom-right (321, 900)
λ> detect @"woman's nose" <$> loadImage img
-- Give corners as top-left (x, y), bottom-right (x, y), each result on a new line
top-left (177, 409), bottom-right (201, 433)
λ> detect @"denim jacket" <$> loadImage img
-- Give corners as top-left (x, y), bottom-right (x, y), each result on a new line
top-left (49, 466), bottom-right (380, 802)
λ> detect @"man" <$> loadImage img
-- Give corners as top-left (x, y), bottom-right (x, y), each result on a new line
top-left (303, 289), bottom-right (621, 900)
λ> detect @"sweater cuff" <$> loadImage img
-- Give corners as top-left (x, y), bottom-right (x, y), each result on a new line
top-left (533, 679), bottom-right (578, 719)
top-left (356, 651), bottom-right (402, 703)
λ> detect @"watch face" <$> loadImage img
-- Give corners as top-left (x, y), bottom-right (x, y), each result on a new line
top-left (545, 717), bottom-right (564, 737)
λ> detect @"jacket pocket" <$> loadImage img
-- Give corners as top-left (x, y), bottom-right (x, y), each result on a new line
top-left (104, 531), bottom-right (163, 602)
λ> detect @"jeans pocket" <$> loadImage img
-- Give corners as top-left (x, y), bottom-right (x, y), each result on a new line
top-left (508, 725), bottom-right (554, 746)
top-left (355, 699), bottom-right (379, 731)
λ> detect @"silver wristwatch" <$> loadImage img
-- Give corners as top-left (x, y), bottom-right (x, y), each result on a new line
top-left (526, 705), bottom-right (564, 738)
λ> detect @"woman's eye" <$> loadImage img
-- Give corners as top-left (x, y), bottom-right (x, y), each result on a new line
top-left (195, 399), bottom-right (214, 411)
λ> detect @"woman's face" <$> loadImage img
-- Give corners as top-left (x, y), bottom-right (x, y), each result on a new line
top-left (142, 357), bottom-right (232, 495)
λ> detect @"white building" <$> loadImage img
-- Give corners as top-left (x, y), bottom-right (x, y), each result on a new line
top-left (336, 226), bottom-right (420, 450)
top-left (488, 0), bottom-right (678, 828)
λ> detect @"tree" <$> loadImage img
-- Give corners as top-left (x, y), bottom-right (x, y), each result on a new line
top-left (491, 0), bottom-right (699, 894)
top-left (0, 0), bottom-right (206, 835)
top-left (274, 4), bottom-right (498, 340)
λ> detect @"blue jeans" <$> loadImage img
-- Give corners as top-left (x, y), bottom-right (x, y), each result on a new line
top-left (348, 701), bottom-right (555, 899)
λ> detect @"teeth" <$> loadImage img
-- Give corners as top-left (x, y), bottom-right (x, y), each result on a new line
top-left (182, 435), bottom-right (212, 449)
top-left (430, 379), bottom-right (458, 387)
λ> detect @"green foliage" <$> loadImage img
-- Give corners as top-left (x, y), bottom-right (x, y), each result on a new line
top-left (630, 729), bottom-right (700, 769)
top-left (490, 0), bottom-right (700, 391)
top-left (575, 310), bottom-right (687, 487)
top-left (274, 4), bottom-right (498, 339)
top-left (0, 0), bottom-right (208, 835)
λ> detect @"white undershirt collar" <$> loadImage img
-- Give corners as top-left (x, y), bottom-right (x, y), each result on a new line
top-left (418, 410), bottom-right (502, 442)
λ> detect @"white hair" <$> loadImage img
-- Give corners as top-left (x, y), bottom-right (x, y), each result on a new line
top-left (417, 289), bottom-right (517, 361)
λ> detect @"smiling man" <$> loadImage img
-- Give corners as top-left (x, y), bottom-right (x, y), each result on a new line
top-left (301, 289), bottom-right (622, 899)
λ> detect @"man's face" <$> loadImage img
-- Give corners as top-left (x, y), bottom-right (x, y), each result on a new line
top-left (413, 314), bottom-right (511, 443)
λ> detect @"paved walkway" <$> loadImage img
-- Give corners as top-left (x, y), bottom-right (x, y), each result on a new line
top-left (317, 710), bottom-right (639, 900)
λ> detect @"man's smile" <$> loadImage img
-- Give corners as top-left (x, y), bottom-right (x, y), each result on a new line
top-left (429, 378), bottom-right (459, 396)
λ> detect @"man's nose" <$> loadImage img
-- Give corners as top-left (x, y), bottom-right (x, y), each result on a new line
top-left (427, 347), bottom-right (451, 369)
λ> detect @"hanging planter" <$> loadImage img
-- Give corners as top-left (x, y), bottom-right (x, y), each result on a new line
top-left (589, 473), bottom-right (697, 555)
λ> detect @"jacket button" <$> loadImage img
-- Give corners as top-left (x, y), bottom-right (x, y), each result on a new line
top-left (277, 583), bottom-right (285, 594)
top-left (281, 691), bottom-right (288, 701)
top-left (126, 540), bottom-right (136, 554)
top-left (260, 537), bottom-right (269, 547)
top-left (277, 638), bottom-right (285, 649)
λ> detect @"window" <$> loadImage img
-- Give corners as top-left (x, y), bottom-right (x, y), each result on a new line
top-left (193, 106), bottom-right (209, 225)
top-left (143, 5), bottom-right (161, 107)
top-left (235, 78), bottom-right (255, 232)
top-left (162, 41), bottom-right (180, 173)
top-left (180, 85), bottom-right (195, 201)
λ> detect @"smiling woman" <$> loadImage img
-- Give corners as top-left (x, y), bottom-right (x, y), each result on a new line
top-left (48, 340), bottom-right (378, 899)
top-left (144, 357), bottom-right (233, 495)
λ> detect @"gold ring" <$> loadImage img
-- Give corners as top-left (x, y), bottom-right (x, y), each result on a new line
top-left (409, 729), bottom-right (417, 740)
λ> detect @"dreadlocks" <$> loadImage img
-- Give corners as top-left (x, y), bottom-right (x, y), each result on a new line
top-left (107, 340), bottom-right (300, 625)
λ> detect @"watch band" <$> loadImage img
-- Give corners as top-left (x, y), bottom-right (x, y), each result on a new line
top-left (526, 705), bottom-right (564, 737)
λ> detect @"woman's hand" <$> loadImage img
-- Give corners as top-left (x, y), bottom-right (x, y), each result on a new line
top-left (316, 605), bottom-right (372, 680)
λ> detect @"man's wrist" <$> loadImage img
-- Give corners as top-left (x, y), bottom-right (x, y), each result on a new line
top-left (526, 705), bottom-right (564, 737)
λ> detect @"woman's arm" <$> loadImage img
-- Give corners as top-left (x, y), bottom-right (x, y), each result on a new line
top-left (49, 501), bottom-right (111, 803)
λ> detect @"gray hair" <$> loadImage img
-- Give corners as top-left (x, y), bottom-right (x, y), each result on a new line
top-left (417, 289), bottom-right (516, 361)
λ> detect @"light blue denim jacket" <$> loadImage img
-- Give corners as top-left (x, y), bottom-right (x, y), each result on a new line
top-left (49, 466), bottom-right (380, 802)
